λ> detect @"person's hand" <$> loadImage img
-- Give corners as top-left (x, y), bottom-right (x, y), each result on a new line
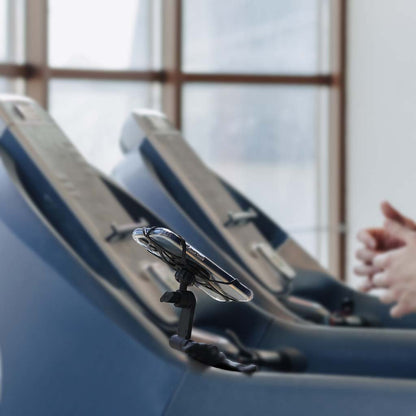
top-left (354, 202), bottom-right (415, 290)
top-left (372, 219), bottom-right (416, 318)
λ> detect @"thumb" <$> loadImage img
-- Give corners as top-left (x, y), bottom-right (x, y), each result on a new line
top-left (384, 219), bottom-right (415, 243)
top-left (381, 201), bottom-right (416, 230)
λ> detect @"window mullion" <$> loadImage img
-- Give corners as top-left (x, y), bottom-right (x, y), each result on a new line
top-left (161, 0), bottom-right (182, 129)
top-left (25, 0), bottom-right (49, 108)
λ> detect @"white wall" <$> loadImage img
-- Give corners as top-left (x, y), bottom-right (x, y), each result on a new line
top-left (347, 0), bottom-right (416, 283)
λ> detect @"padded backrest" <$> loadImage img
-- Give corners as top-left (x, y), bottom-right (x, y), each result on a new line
top-left (0, 96), bottom-right (177, 326)
top-left (126, 110), bottom-right (293, 294)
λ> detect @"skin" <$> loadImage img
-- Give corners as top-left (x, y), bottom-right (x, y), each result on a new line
top-left (355, 201), bottom-right (416, 318)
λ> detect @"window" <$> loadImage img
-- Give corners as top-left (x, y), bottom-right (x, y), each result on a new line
top-left (49, 0), bottom-right (159, 70)
top-left (0, 0), bottom-right (25, 95)
top-left (49, 80), bottom-right (160, 171)
top-left (183, 84), bottom-right (328, 259)
top-left (183, 0), bottom-right (328, 74)
top-left (0, 78), bottom-right (24, 93)
top-left (47, 0), bottom-right (162, 172)
top-left (0, 0), bottom-right (25, 63)
top-left (0, 0), bottom-right (346, 277)
top-left (176, 0), bottom-right (343, 272)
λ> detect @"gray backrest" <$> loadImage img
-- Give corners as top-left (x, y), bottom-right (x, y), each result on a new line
top-left (122, 110), bottom-right (295, 294)
top-left (0, 95), bottom-right (178, 326)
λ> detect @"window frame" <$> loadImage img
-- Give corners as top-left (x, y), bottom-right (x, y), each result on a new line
top-left (0, 0), bottom-right (347, 279)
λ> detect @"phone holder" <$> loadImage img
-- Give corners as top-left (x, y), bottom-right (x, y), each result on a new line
top-left (133, 227), bottom-right (309, 373)
top-left (160, 267), bottom-right (257, 374)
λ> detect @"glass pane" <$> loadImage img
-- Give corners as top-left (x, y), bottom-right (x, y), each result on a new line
top-left (0, 78), bottom-right (24, 94)
top-left (49, 80), bottom-right (160, 173)
top-left (183, 84), bottom-right (329, 264)
top-left (183, 0), bottom-right (329, 74)
top-left (0, 78), bottom-right (13, 93)
top-left (0, 0), bottom-right (25, 63)
top-left (49, 0), bottom-right (160, 69)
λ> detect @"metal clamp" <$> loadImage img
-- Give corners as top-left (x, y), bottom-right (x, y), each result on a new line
top-left (251, 243), bottom-right (296, 294)
top-left (225, 208), bottom-right (258, 227)
top-left (106, 218), bottom-right (149, 242)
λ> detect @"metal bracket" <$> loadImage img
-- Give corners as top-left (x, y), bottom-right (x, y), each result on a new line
top-left (251, 242), bottom-right (296, 285)
top-left (106, 218), bottom-right (149, 242)
top-left (225, 208), bottom-right (258, 227)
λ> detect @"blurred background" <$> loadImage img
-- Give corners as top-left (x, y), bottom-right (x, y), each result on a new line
top-left (0, 0), bottom-right (412, 285)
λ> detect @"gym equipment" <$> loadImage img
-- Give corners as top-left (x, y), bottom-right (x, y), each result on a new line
top-left (2, 95), bottom-right (416, 415)
top-left (132, 226), bottom-right (253, 303)
top-left (133, 226), bottom-right (258, 373)
top-left (133, 226), bottom-right (307, 372)
top-left (115, 108), bottom-right (416, 329)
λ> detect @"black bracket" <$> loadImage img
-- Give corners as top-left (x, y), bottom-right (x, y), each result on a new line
top-left (225, 330), bottom-right (307, 372)
top-left (160, 269), bottom-right (256, 374)
top-left (160, 270), bottom-right (196, 339)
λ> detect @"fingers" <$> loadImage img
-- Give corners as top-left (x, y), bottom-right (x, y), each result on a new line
top-left (381, 201), bottom-right (416, 230)
top-left (356, 229), bottom-right (377, 249)
top-left (372, 271), bottom-right (391, 288)
top-left (381, 201), bottom-right (406, 225)
top-left (390, 303), bottom-right (408, 318)
top-left (355, 210), bottom-right (416, 318)
top-left (356, 227), bottom-right (401, 251)
top-left (357, 276), bottom-right (374, 292)
top-left (355, 247), bottom-right (377, 263)
top-left (380, 285), bottom-right (407, 303)
top-left (354, 264), bottom-right (381, 277)
top-left (379, 289), bottom-right (396, 304)
top-left (384, 219), bottom-right (415, 244)
top-left (390, 292), bottom-right (416, 318)
top-left (373, 252), bottom-right (393, 269)
top-left (372, 248), bottom-right (406, 287)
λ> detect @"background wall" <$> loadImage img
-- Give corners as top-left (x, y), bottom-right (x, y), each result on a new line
top-left (347, 0), bottom-right (416, 283)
